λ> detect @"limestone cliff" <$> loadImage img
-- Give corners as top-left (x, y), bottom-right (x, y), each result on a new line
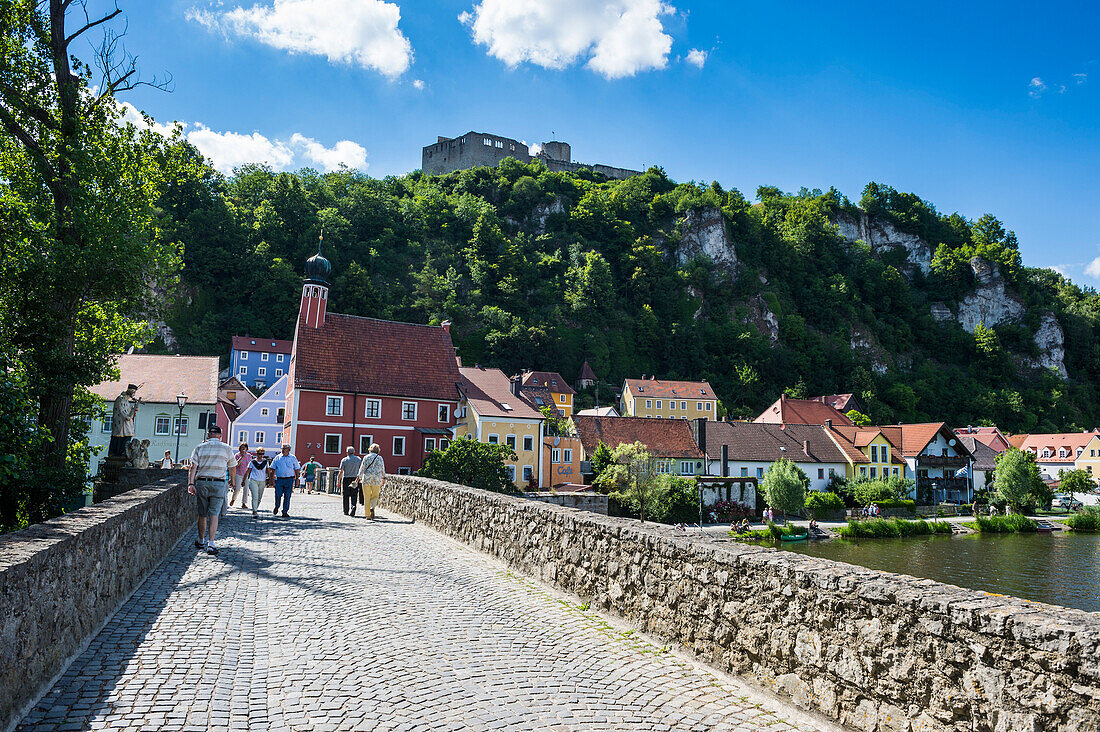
top-left (834, 212), bottom-right (932, 276)
top-left (676, 206), bottom-right (738, 280)
top-left (953, 257), bottom-right (1026, 333)
top-left (835, 214), bottom-right (1070, 380)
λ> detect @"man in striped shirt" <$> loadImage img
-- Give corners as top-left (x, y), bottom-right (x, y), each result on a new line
top-left (187, 424), bottom-right (238, 555)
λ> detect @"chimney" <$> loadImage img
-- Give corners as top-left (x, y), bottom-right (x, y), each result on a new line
top-left (510, 375), bottom-right (520, 397)
top-left (694, 417), bottom-right (707, 454)
top-left (441, 320), bottom-right (451, 334)
top-left (803, 440), bottom-right (810, 456)
top-left (825, 418), bottom-right (832, 429)
top-left (721, 444), bottom-right (729, 477)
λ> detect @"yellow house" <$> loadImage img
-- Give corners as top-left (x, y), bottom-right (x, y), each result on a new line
top-left (1077, 435), bottom-right (1100, 485)
top-left (516, 370), bottom-right (574, 418)
top-left (825, 425), bottom-right (905, 480)
top-left (619, 377), bottom-right (716, 420)
top-left (458, 366), bottom-right (545, 488)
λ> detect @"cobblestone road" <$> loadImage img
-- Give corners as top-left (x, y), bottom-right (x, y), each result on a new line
top-left (20, 494), bottom-right (838, 732)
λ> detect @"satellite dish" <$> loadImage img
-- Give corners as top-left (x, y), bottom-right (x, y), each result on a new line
top-left (554, 436), bottom-right (561, 447)
top-left (948, 439), bottom-right (956, 446)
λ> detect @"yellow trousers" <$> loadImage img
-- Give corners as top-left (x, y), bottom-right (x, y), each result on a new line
top-left (360, 482), bottom-right (381, 513)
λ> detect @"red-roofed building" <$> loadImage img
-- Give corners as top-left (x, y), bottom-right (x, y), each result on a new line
top-left (573, 415), bottom-right (705, 478)
top-left (620, 377), bottom-right (717, 420)
top-left (754, 395), bottom-right (854, 427)
top-left (953, 425), bottom-right (1011, 453)
top-left (809, 393), bottom-right (866, 416)
top-left (283, 245), bottom-right (461, 471)
top-left (1014, 431), bottom-right (1100, 480)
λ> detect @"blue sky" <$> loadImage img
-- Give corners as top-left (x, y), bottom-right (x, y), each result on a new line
top-left (102, 0), bottom-right (1100, 286)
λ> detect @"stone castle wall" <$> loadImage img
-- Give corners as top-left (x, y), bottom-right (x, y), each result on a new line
top-left (0, 472), bottom-right (192, 730)
top-left (380, 475), bottom-right (1100, 732)
top-left (422, 132), bottom-right (639, 180)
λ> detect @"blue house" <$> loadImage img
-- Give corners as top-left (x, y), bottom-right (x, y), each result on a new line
top-left (231, 374), bottom-right (288, 452)
top-left (230, 336), bottom-right (293, 393)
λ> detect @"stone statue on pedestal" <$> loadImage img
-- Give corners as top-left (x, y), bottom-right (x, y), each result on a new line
top-left (108, 383), bottom-right (141, 457)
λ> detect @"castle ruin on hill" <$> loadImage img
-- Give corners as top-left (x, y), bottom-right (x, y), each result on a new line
top-left (421, 132), bottom-right (641, 180)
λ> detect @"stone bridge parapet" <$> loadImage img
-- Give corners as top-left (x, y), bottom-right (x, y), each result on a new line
top-left (381, 475), bottom-right (1100, 731)
top-left (0, 471), bottom-right (191, 730)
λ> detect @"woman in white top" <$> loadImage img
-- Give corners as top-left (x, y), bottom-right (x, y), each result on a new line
top-left (160, 451), bottom-right (173, 469)
top-left (246, 448), bottom-right (274, 518)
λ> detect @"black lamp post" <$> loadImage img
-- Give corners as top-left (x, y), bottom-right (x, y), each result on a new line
top-left (175, 392), bottom-right (187, 464)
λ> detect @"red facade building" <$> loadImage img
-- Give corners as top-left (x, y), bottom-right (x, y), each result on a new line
top-left (283, 246), bottom-right (461, 471)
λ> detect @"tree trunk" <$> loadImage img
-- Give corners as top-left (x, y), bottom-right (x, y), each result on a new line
top-left (38, 322), bottom-right (77, 471)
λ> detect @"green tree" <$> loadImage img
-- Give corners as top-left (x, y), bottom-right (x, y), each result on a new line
top-left (599, 441), bottom-right (661, 521)
top-left (1058, 468), bottom-right (1095, 500)
top-left (993, 448), bottom-right (1045, 512)
top-left (845, 410), bottom-right (871, 426)
top-left (419, 436), bottom-right (518, 493)
top-left (1, 1), bottom-right (181, 524)
top-left (590, 440), bottom-right (614, 481)
top-left (760, 458), bottom-right (807, 518)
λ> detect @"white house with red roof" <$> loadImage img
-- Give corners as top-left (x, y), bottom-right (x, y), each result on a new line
top-left (1015, 431), bottom-right (1100, 481)
top-left (283, 243), bottom-right (461, 472)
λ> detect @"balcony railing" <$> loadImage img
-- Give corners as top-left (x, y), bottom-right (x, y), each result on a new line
top-left (916, 454), bottom-right (967, 468)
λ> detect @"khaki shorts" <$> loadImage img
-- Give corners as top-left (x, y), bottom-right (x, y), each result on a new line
top-left (195, 478), bottom-right (228, 517)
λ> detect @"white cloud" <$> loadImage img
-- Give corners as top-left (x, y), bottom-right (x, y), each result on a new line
top-left (1086, 257), bottom-right (1100, 279)
top-left (189, 125), bottom-right (298, 172)
top-left (460, 0), bottom-right (675, 79)
top-left (118, 102), bottom-right (367, 174)
top-left (1074, 73), bottom-right (1088, 85)
top-left (684, 48), bottom-right (706, 68)
top-left (289, 133), bottom-right (367, 171)
top-left (119, 101), bottom-right (179, 137)
top-left (1028, 77), bottom-right (1047, 98)
top-left (189, 0), bottom-right (412, 77)
top-left (412, 79), bottom-right (425, 90)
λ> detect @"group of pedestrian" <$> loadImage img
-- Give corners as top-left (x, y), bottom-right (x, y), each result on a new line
top-left (337, 444), bottom-right (385, 520)
top-left (860, 503), bottom-right (881, 518)
top-left (186, 424), bottom-right (386, 555)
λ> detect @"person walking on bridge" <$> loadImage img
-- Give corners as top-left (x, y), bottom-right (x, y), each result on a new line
top-left (337, 446), bottom-right (362, 516)
top-left (230, 442), bottom-right (251, 508)
top-left (272, 443), bottom-right (300, 518)
top-left (187, 424), bottom-right (238, 555)
top-left (246, 447), bottom-right (273, 518)
top-left (356, 443), bottom-right (385, 521)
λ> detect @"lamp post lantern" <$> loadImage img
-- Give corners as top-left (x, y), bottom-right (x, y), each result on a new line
top-left (175, 392), bottom-right (187, 464)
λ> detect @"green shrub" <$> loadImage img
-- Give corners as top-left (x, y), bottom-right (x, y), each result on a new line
top-left (805, 491), bottom-right (845, 512)
top-left (1064, 506), bottom-right (1100, 532)
top-left (836, 517), bottom-right (952, 538)
top-left (850, 476), bottom-right (914, 505)
top-left (876, 499), bottom-right (916, 513)
top-left (973, 514), bottom-right (1038, 533)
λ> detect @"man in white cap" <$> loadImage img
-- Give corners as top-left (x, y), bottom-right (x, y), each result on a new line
top-left (187, 424), bottom-right (237, 555)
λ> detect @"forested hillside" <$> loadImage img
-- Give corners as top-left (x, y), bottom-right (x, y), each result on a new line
top-left (158, 150), bottom-right (1100, 433)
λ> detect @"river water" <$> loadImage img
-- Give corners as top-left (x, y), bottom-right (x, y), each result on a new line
top-left (780, 531), bottom-right (1100, 613)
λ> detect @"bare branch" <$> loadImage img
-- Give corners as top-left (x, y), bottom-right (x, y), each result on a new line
top-left (64, 7), bottom-right (122, 46)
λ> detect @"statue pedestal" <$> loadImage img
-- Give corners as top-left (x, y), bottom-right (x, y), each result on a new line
top-left (99, 456), bottom-right (127, 484)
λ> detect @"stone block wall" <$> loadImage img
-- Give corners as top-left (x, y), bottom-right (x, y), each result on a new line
top-left (0, 472), bottom-right (191, 730)
top-left (523, 491), bottom-right (609, 515)
top-left (380, 475), bottom-right (1100, 732)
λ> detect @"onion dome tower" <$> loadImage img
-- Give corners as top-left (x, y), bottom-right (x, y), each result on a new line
top-left (300, 232), bottom-right (331, 328)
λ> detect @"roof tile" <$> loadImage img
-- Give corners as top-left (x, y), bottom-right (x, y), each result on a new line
top-left (294, 315), bottom-right (460, 401)
top-left (573, 416), bottom-right (703, 459)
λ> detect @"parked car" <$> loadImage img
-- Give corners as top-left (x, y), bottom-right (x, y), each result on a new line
top-left (1052, 495), bottom-right (1083, 511)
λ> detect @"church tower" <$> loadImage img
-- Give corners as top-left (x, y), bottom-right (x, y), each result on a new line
top-left (299, 234), bottom-right (331, 329)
